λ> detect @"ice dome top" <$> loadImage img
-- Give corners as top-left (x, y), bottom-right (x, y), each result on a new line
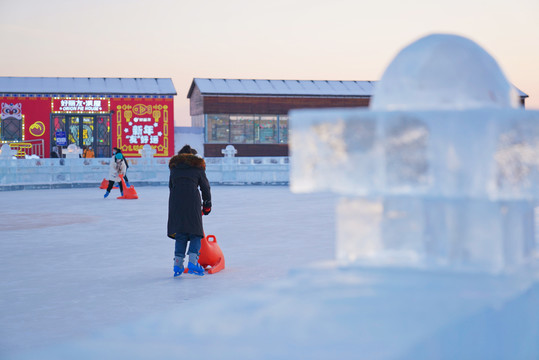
top-left (370, 34), bottom-right (521, 111)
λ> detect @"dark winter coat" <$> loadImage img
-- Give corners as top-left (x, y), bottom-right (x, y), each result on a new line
top-left (167, 154), bottom-right (211, 239)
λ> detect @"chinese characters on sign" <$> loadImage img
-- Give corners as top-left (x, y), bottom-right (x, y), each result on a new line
top-left (116, 102), bottom-right (170, 157)
top-left (124, 117), bottom-right (162, 145)
top-left (51, 98), bottom-right (110, 113)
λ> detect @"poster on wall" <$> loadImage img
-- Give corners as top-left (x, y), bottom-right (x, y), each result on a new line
top-left (113, 99), bottom-right (173, 157)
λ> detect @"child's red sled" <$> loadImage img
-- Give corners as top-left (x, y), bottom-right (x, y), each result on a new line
top-left (117, 174), bottom-right (138, 200)
top-left (183, 234), bottom-right (225, 274)
top-left (198, 234), bottom-right (225, 274)
top-left (183, 211), bottom-right (225, 274)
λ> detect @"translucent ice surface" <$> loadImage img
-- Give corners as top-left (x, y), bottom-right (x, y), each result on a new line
top-left (289, 34), bottom-right (538, 273)
top-left (370, 34), bottom-right (521, 111)
top-left (290, 108), bottom-right (539, 200)
top-left (290, 107), bottom-right (539, 272)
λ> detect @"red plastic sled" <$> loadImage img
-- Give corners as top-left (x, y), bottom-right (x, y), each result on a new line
top-left (198, 234), bottom-right (225, 274)
top-left (117, 174), bottom-right (138, 200)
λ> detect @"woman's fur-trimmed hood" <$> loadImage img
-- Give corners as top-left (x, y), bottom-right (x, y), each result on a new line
top-left (169, 154), bottom-right (206, 170)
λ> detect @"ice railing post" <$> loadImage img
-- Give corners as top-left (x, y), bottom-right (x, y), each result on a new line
top-left (222, 144), bottom-right (237, 157)
top-left (139, 144), bottom-right (156, 158)
top-left (221, 144), bottom-right (238, 166)
top-left (290, 34), bottom-right (539, 274)
top-left (64, 144), bottom-right (82, 159)
top-left (0, 144), bottom-right (16, 159)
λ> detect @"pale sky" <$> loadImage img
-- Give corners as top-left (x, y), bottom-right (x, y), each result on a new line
top-left (1, 0), bottom-right (538, 126)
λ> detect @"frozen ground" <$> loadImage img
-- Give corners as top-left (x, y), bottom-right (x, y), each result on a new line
top-left (1, 186), bottom-right (538, 359)
top-left (0, 185), bottom-right (335, 357)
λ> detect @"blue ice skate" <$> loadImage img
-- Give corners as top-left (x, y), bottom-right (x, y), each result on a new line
top-left (104, 191), bottom-right (110, 198)
top-left (173, 256), bottom-right (184, 277)
top-left (187, 262), bottom-right (205, 276)
top-left (173, 265), bottom-right (184, 277)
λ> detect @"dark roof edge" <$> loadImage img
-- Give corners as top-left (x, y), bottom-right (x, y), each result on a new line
top-left (0, 77), bottom-right (177, 96)
top-left (189, 78), bottom-right (529, 99)
top-left (197, 93), bottom-right (372, 98)
top-left (187, 79), bottom-right (197, 99)
top-left (515, 87), bottom-right (528, 98)
top-left (0, 92), bottom-right (176, 96)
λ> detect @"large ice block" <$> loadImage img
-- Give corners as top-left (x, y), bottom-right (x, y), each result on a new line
top-left (290, 108), bottom-right (539, 272)
top-left (370, 33), bottom-right (521, 111)
top-left (290, 108), bottom-right (539, 200)
top-left (289, 34), bottom-right (539, 273)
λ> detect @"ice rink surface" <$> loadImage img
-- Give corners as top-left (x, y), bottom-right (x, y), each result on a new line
top-left (0, 186), bottom-right (336, 355)
top-left (1, 185), bottom-right (538, 360)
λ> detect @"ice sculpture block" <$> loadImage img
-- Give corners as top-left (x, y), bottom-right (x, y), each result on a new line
top-left (290, 34), bottom-right (539, 273)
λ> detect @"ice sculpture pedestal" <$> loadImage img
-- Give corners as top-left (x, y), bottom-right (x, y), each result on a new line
top-left (337, 196), bottom-right (535, 272)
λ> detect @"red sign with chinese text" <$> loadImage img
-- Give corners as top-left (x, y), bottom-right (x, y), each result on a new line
top-left (111, 98), bottom-right (174, 157)
top-left (51, 98), bottom-right (110, 113)
top-left (0, 95), bottom-right (174, 158)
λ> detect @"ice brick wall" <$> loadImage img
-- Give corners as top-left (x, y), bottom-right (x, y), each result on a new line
top-left (290, 108), bottom-right (539, 200)
top-left (289, 106), bottom-right (539, 273)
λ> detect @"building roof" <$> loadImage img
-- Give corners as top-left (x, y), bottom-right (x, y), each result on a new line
top-left (188, 78), bottom-right (376, 98)
top-left (188, 78), bottom-right (528, 99)
top-left (0, 77), bottom-right (177, 95)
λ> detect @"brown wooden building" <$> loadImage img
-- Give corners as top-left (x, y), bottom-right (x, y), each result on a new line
top-left (187, 78), bottom-right (529, 157)
top-left (187, 78), bottom-right (375, 157)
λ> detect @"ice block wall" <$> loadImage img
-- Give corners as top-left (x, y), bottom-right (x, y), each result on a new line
top-left (290, 107), bottom-right (539, 273)
top-left (290, 108), bottom-right (539, 200)
top-left (289, 34), bottom-right (538, 273)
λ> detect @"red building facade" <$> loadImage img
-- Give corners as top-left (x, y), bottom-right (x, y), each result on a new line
top-left (0, 77), bottom-right (176, 158)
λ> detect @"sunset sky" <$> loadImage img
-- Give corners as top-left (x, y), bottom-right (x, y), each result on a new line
top-left (1, 0), bottom-right (538, 126)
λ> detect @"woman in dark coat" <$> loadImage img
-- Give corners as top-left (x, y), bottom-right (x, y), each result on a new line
top-left (168, 145), bottom-right (211, 277)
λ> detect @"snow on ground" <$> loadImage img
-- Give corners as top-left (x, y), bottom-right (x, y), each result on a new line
top-left (1, 185), bottom-right (538, 360)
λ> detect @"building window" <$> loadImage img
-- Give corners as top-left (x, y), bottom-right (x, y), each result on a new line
top-left (207, 114), bottom-right (230, 143)
top-left (1, 118), bottom-right (22, 141)
top-left (1, 102), bottom-right (23, 141)
top-left (205, 113), bottom-right (289, 144)
top-left (255, 115), bottom-right (277, 143)
top-left (278, 115), bottom-right (288, 143)
top-left (230, 115), bottom-right (254, 143)
top-left (51, 115), bottom-right (66, 147)
top-left (95, 115), bottom-right (111, 157)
